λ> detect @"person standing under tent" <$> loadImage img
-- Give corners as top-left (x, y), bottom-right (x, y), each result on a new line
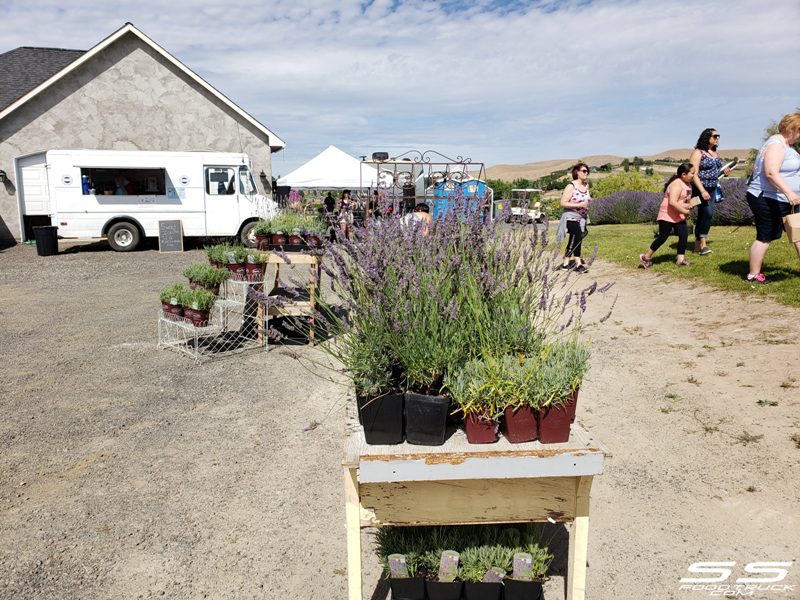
top-left (338, 189), bottom-right (354, 241)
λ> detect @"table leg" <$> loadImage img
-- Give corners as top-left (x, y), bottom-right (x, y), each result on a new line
top-left (308, 262), bottom-right (317, 345)
top-left (567, 476), bottom-right (592, 600)
top-left (344, 467), bottom-right (362, 600)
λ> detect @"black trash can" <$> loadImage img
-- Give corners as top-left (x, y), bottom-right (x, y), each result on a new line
top-left (32, 226), bottom-right (58, 256)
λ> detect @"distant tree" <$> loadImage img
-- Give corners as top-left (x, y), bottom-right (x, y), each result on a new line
top-left (621, 158), bottom-right (630, 172)
top-left (511, 178), bottom-right (536, 189)
top-left (632, 156), bottom-right (644, 168)
top-left (486, 178), bottom-right (512, 199)
top-left (747, 107), bottom-right (800, 177)
top-left (644, 167), bottom-right (654, 176)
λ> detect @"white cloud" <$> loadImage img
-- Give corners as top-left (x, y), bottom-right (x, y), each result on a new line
top-left (1, 0), bottom-right (798, 172)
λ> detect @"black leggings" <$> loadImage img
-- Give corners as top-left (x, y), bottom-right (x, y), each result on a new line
top-left (565, 220), bottom-right (583, 258)
top-left (650, 220), bottom-right (688, 254)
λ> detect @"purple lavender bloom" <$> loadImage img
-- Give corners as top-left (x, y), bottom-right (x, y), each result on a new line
top-left (712, 178), bottom-right (752, 225)
top-left (589, 190), bottom-right (661, 224)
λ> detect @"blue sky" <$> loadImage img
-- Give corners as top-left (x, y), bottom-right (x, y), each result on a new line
top-left (1, 0), bottom-right (798, 176)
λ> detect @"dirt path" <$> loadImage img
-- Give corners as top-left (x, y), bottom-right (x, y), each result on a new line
top-left (0, 244), bottom-right (798, 599)
top-left (580, 261), bottom-right (800, 599)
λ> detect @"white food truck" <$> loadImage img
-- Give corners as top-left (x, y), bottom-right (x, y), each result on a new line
top-left (15, 149), bottom-right (278, 251)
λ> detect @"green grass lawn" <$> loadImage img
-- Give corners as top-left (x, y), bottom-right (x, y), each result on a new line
top-left (586, 224), bottom-right (800, 307)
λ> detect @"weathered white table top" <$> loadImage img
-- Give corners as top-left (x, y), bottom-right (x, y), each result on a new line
top-left (343, 404), bottom-right (608, 484)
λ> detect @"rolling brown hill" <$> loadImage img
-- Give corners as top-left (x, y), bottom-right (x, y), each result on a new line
top-left (486, 148), bottom-right (752, 181)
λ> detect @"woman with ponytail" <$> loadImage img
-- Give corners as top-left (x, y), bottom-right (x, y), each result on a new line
top-left (639, 163), bottom-right (696, 268)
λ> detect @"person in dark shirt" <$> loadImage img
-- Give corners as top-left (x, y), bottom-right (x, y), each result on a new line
top-left (323, 192), bottom-right (336, 213)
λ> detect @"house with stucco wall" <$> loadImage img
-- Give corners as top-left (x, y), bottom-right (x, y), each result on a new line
top-left (0, 22), bottom-right (284, 245)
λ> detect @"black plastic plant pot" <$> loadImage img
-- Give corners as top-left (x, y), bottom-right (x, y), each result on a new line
top-left (503, 578), bottom-right (543, 600)
top-left (389, 576), bottom-right (425, 600)
top-left (426, 579), bottom-right (463, 600)
top-left (357, 392), bottom-right (404, 445)
top-left (463, 581), bottom-right (503, 600)
top-left (404, 392), bottom-right (450, 446)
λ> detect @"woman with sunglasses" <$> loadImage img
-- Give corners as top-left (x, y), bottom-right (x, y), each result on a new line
top-left (689, 128), bottom-right (731, 255)
top-left (557, 163), bottom-right (591, 273)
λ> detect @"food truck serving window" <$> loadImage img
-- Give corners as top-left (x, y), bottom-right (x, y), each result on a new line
top-left (79, 167), bottom-right (166, 196)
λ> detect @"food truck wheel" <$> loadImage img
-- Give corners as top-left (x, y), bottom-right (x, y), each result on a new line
top-left (107, 222), bottom-right (140, 251)
top-left (239, 221), bottom-right (258, 248)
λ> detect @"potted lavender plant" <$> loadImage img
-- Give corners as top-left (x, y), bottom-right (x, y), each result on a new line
top-left (458, 546), bottom-right (511, 600)
top-left (252, 219), bottom-right (272, 250)
top-left (310, 193), bottom-right (606, 448)
top-left (502, 546), bottom-right (553, 600)
top-left (183, 263), bottom-right (229, 295)
top-left (375, 528), bottom-right (426, 600)
top-left (536, 339), bottom-right (590, 444)
top-left (224, 245), bottom-right (249, 278)
top-left (445, 357), bottom-right (507, 444)
top-left (181, 288), bottom-right (215, 327)
top-left (159, 283), bottom-right (186, 318)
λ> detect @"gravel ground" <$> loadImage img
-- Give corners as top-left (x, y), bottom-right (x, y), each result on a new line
top-left (1, 239), bottom-right (799, 600)
top-left (0, 240), bottom-right (370, 599)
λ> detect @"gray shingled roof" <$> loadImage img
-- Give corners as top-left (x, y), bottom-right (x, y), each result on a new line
top-left (0, 47), bottom-right (85, 112)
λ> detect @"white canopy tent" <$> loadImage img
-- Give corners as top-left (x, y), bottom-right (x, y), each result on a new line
top-left (276, 145), bottom-right (378, 189)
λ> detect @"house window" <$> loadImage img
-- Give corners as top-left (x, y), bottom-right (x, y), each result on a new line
top-left (206, 168), bottom-right (236, 195)
top-left (80, 168), bottom-right (165, 196)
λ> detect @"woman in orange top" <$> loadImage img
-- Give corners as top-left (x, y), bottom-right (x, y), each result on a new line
top-left (639, 162), bottom-right (695, 268)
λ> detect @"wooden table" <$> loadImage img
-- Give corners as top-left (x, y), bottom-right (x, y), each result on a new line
top-left (262, 252), bottom-right (322, 345)
top-left (343, 411), bottom-right (607, 600)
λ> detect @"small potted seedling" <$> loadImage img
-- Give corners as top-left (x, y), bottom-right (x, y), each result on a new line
top-left (270, 213), bottom-right (288, 247)
top-left (536, 339), bottom-right (589, 444)
top-left (159, 283), bottom-right (186, 319)
top-left (181, 288), bottom-right (215, 327)
top-left (204, 245), bottom-right (222, 268)
top-left (287, 228), bottom-right (303, 246)
top-left (252, 219), bottom-right (273, 249)
top-left (183, 263), bottom-right (229, 295)
top-left (425, 550), bottom-right (462, 600)
top-left (375, 528), bottom-right (425, 600)
top-left (459, 545), bottom-right (512, 600)
top-left (502, 548), bottom-right (552, 600)
top-left (501, 355), bottom-right (539, 443)
top-left (388, 554), bottom-right (425, 600)
top-left (226, 246), bottom-right (249, 279)
top-left (302, 215), bottom-right (326, 248)
top-left (446, 358), bottom-right (504, 444)
top-left (245, 251), bottom-right (268, 282)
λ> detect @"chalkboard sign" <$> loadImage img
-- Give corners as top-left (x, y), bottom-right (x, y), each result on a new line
top-left (158, 220), bottom-right (184, 252)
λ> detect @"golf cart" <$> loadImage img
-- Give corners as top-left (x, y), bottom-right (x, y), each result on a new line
top-left (492, 188), bottom-right (543, 223)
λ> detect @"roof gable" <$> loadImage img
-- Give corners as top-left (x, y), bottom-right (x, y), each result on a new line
top-left (0, 23), bottom-right (285, 151)
top-left (0, 47), bottom-right (85, 111)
